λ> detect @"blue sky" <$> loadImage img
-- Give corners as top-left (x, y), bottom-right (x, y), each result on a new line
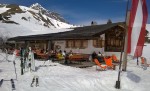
top-left (0, 0), bottom-right (150, 25)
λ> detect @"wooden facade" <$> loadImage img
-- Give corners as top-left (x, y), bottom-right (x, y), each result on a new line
top-left (105, 26), bottom-right (124, 52)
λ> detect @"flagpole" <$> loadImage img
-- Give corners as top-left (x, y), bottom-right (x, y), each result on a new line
top-left (115, 0), bottom-right (130, 89)
top-left (122, 0), bottom-right (130, 71)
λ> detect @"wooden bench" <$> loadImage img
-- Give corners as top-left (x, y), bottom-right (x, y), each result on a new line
top-left (69, 54), bottom-right (90, 63)
top-left (36, 53), bottom-right (49, 60)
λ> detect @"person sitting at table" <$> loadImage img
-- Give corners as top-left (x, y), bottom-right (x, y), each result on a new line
top-left (40, 49), bottom-right (44, 53)
top-left (97, 51), bottom-right (104, 63)
top-left (62, 50), bottom-right (66, 57)
top-left (48, 50), bottom-right (55, 61)
top-left (57, 50), bottom-right (64, 60)
top-left (91, 51), bottom-right (97, 61)
top-left (68, 50), bottom-right (73, 56)
top-left (97, 51), bottom-right (102, 56)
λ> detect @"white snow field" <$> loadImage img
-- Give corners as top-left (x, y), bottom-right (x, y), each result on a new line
top-left (0, 43), bottom-right (150, 91)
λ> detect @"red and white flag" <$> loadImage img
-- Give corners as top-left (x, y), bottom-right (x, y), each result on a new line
top-left (127, 0), bottom-right (148, 57)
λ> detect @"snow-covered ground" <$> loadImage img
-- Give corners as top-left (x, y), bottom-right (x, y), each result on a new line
top-left (0, 43), bottom-right (150, 91)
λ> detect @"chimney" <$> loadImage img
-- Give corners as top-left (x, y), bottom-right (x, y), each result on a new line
top-left (91, 21), bottom-right (97, 26)
top-left (107, 19), bottom-right (112, 24)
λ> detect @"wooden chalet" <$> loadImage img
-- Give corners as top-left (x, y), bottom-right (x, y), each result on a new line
top-left (8, 22), bottom-right (125, 56)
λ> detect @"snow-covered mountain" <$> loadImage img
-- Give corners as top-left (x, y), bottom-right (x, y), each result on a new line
top-left (0, 3), bottom-right (74, 29)
top-left (0, 3), bottom-right (75, 38)
top-left (30, 3), bottom-right (68, 23)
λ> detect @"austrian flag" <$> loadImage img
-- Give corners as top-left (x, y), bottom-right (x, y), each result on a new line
top-left (127, 0), bottom-right (148, 57)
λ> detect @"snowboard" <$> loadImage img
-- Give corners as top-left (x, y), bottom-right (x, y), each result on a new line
top-left (28, 50), bottom-right (35, 71)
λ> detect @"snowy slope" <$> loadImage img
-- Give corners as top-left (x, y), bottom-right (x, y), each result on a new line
top-left (0, 3), bottom-right (75, 29)
top-left (0, 6), bottom-right (10, 13)
top-left (0, 23), bottom-right (72, 38)
top-left (0, 3), bottom-right (75, 38)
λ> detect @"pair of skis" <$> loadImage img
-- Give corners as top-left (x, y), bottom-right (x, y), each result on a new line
top-left (39, 64), bottom-right (57, 67)
top-left (11, 79), bottom-right (15, 90)
top-left (31, 76), bottom-right (39, 87)
top-left (0, 79), bottom-right (15, 90)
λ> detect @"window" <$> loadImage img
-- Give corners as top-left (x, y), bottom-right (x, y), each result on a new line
top-left (66, 40), bottom-right (88, 49)
top-left (75, 40), bottom-right (81, 48)
top-left (93, 38), bottom-right (104, 48)
top-left (82, 40), bottom-right (88, 48)
top-left (116, 40), bottom-right (120, 46)
top-left (66, 40), bottom-right (74, 48)
top-left (102, 40), bottom-right (105, 47)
